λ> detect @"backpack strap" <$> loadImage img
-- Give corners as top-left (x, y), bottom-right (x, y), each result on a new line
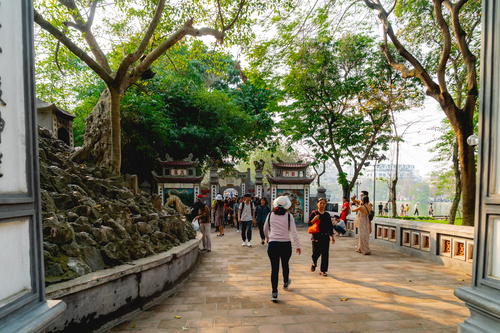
top-left (239, 201), bottom-right (245, 220)
top-left (288, 213), bottom-right (290, 231)
top-left (267, 212), bottom-right (272, 231)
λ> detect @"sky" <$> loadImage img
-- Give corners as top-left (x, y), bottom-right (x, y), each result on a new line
top-left (391, 98), bottom-right (447, 178)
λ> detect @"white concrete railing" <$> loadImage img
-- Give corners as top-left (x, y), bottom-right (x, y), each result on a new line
top-left (347, 217), bottom-right (474, 273)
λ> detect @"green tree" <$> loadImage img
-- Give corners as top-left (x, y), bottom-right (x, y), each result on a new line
top-left (124, 48), bottom-right (277, 180)
top-left (279, 33), bottom-right (400, 198)
top-left (363, 0), bottom-right (481, 226)
top-left (34, 0), bottom-right (284, 174)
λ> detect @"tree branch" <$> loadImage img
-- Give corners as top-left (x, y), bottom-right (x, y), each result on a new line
top-left (216, 0), bottom-right (226, 30)
top-left (59, 0), bottom-right (111, 73)
top-left (115, 0), bottom-right (167, 84)
top-left (34, 10), bottom-right (113, 85)
top-left (433, 0), bottom-right (452, 93)
top-left (128, 19), bottom-right (225, 87)
top-left (364, 0), bottom-right (441, 97)
top-left (223, 0), bottom-right (247, 32)
top-left (443, 0), bottom-right (478, 115)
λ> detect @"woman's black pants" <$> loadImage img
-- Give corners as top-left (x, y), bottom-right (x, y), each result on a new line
top-left (312, 234), bottom-right (330, 273)
top-left (258, 222), bottom-right (265, 240)
top-left (267, 241), bottom-right (292, 293)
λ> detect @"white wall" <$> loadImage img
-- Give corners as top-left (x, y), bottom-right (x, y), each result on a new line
top-left (0, 0), bottom-right (28, 193)
top-left (491, 218), bottom-right (500, 279)
top-left (0, 219), bottom-right (32, 304)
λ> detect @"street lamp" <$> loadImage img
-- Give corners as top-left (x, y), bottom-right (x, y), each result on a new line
top-left (365, 155), bottom-right (387, 207)
top-left (355, 180), bottom-right (361, 197)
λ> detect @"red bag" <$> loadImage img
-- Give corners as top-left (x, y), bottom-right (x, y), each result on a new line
top-left (308, 213), bottom-right (320, 234)
top-left (308, 222), bottom-right (320, 234)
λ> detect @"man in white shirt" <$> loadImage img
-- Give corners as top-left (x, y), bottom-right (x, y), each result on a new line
top-left (239, 194), bottom-right (256, 247)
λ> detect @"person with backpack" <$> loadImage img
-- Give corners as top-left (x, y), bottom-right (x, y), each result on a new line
top-left (308, 198), bottom-right (335, 276)
top-left (214, 194), bottom-right (225, 237)
top-left (239, 193), bottom-right (256, 247)
top-left (264, 196), bottom-right (301, 302)
top-left (256, 197), bottom-right (271, 245)
top-left (351, 195), bottom-right (372, 255)
top-left (194, 195), bottom-right (211, 252)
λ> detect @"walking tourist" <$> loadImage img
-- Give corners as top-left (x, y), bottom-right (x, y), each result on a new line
top-left (405, 203), bottom-right (410, 216)
top-left (384, 202), bottom-right (389, 216)
top-left (264, 195), bottom-right (301, 302)
top-left (214, 194), bottom-right (225, 237)
top-left (256, 197), bottom-right (271, 245)
top-left (351, 195), bottom-right (372, 255)
top-left (400, 204), bottom-right (405, 216)
top-left (414, 202), bottom-right (420, 216)
top-left (195, 196), bottom-right (211, 252)
top-left (239, 194), bottom-right (256, 247)
top-left (428, 202), bottom-right (434, 217)
top-left (224, 197), bottom-right (233, 226)
top-left (309, 198), bottom-right (335, 276)
top-left (340, 196), bottom-right (349, 222)
top-left (378, 202), bottom-right (383, 216)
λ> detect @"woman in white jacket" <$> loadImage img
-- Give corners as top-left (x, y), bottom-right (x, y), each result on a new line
top-left (264, 196), bottom-right (302, 302)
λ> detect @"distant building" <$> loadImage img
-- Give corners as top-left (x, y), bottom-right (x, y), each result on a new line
top-left (267, 161), bottom-right (315, 224)
top-left (152, 154), bottom-right (203, 207)
top-left (36, 98), bottom-right (75, 146)
top-left (364, 164), bottom-right (418, 180)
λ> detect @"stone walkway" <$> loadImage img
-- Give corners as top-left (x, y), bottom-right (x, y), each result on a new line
top-left (110, 228), bottom-right (471, 333)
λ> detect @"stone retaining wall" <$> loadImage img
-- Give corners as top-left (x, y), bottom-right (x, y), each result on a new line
top-left (44, 236), bottom-right (201, 332)
top-left (370, 218), bottom-right (474, 273)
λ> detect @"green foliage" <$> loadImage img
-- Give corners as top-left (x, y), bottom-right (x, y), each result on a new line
top-left (116, 45), bottom-right (277, 180)
top-left (236, 146), bottom-right (300, 181)
top-left (377, 215), bottom-right (463, 225)
top-left (278, 33), bottom-right (397, 192)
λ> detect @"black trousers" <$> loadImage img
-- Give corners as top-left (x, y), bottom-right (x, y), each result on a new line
top-left (267, 241), bottom-right (292, 293)
top-left (312, 234), bottom-right (330, 273)
top-left (241, 220), bottom-right (252, 241)
top-left (257, 221), bottom-right (265, 240)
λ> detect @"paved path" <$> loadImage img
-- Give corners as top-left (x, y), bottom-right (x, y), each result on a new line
top-left (110, 228), bottom-right (471, 333)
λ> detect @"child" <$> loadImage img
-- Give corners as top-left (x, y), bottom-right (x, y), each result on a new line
top-left (332, 215), bottom-right (346, 235)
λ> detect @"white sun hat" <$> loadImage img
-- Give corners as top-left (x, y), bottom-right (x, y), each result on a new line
top-left (273, 196), bottom-right (292, 209)
top-left (216, 194), bottom-right (223, 200)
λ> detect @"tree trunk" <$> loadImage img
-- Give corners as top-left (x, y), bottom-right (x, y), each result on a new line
top-left (390, 178), bottom-right (398, 217)
top-left (342, 184), bottom-right (351, 200)
top-left (456, 123), bottom-right (476, 226)
top-left (72, 88), bottom-right (122, 174)
top-left (110, 89), bottom-right (122, 174)
top-left (449, 140), bottom-right (462, 224)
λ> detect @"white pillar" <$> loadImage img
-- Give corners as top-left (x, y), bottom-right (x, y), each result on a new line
top-left (271, 185), bottom-right (277, 202)
top-left (211, 184), bottom-right (218, 201)
top-left (158, 184), bottom-right (164, 204)
top-left (304, 185), bottom-right (310, 223)
top-left (194, 184), bottom-right (200, 202)
top-left (256, 185), bottom-right (263, 199)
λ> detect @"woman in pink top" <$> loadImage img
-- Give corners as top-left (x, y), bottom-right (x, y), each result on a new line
top-left (264, 196), bottom-right (302, 302)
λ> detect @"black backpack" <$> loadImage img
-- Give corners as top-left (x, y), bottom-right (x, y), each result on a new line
top-left (267, 212), bottom-right (291, 231)
top-left (239, 201), bottom-right (255, 220)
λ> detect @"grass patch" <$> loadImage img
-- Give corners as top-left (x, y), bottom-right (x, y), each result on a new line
top-left (376, 215), bottom-right (463, 225)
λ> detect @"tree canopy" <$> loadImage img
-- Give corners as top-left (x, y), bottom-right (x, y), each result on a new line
top-left (67, 42), bottom-right (278, 181)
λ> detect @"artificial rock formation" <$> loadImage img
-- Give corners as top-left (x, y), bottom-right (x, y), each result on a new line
top-left (39, 127), bottom-right (195, 284)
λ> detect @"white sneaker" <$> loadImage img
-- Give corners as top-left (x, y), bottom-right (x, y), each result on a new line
top-left (242, 241), bottom-right (246, 246)
top-left (246, 241), bottom-right (252, 247)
